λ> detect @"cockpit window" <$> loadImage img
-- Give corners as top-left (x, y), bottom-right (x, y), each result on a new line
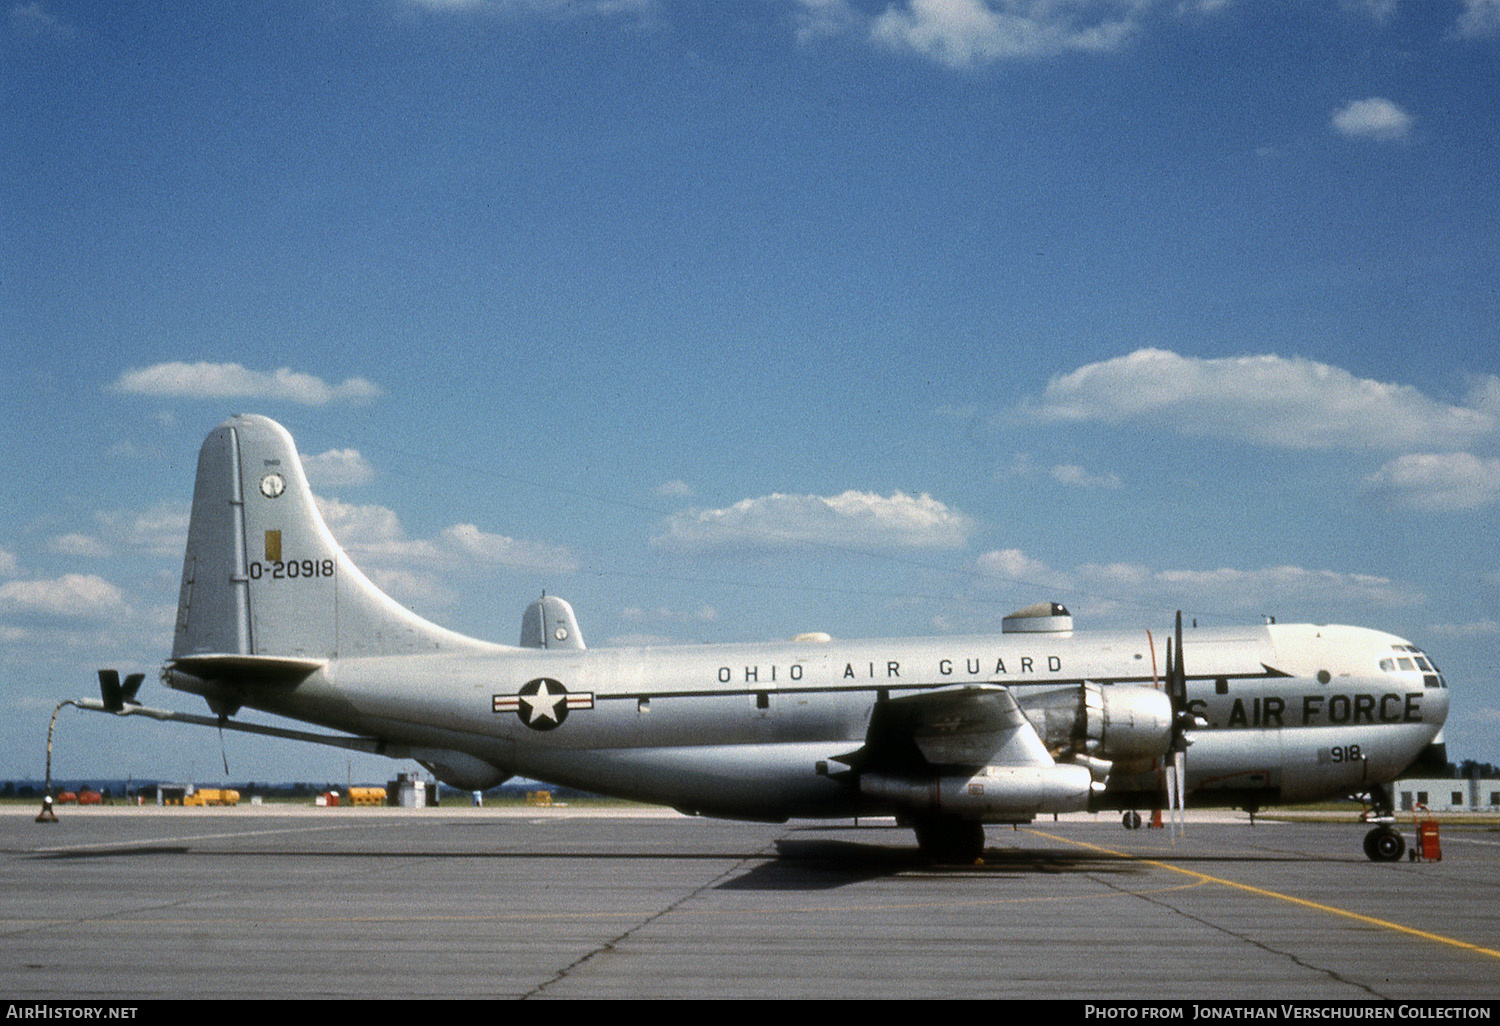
top-left (1385, 644), bottom-right (1446, 688)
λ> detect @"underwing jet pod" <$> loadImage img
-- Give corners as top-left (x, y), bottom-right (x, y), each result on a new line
top-left (78, 415), bottom-right (1449, 861)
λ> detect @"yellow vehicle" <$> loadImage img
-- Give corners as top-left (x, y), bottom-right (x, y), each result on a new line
top-left (182, 788), bottom-right (240, 807)
top-left (347, 787), bottom-right (386, 806)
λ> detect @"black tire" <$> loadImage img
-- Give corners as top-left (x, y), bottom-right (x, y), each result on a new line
top-left (913, 816), bottom-right (985, 862)
top-left (1365, 827), bottom-right (1406, 862)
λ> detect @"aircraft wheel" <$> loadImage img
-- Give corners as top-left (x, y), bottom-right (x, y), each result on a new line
top-left (1364, 826), bottom-right (1406, 862)
top-left (1122, 811), bottom-right (1142, 830)
top-left (913, 817), bottom-right (985, 863)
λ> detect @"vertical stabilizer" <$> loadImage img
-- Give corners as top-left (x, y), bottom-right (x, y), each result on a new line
top-left (519, 595), bottom-right (586, 649)
top-left (172, 414), bottom-right (499, 661)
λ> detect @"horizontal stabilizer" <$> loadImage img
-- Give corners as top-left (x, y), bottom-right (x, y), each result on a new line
top-left (170, 653), bottom-right (326, 685)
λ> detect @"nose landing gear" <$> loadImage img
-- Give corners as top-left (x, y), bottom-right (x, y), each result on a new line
top-left (1360, 783), bottom-right (1407, 862)
top-left (1363, 825), bottom-right (1406, 862)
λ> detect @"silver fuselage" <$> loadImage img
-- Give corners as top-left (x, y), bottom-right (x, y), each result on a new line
top-left (168, 621), bottom-right (1446, 820)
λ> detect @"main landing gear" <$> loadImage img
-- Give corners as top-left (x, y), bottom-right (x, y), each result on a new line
top-left (912, 814), bottom-right (986, 863)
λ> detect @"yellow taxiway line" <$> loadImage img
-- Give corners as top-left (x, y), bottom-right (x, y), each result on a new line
top-left (1028, 829), bottom-right (1500, 962)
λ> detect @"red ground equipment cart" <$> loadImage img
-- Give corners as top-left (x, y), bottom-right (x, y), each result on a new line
top-left (1411, 805), bottom-right (1441, 862)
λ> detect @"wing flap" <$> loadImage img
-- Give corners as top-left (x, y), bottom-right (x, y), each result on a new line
top-left (841, 683), bottom-right (1054, 773)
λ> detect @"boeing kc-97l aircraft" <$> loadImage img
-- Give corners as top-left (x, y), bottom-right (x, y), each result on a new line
top-left (78, 415), bottom-right (1449, 861)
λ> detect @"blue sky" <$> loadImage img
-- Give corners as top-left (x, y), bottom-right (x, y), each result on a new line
top-left (3, 0), bottom-right (1498, 785)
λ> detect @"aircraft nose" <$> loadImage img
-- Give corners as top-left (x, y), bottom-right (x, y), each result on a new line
top-left (1424, 679), bottom-right (1450, 730)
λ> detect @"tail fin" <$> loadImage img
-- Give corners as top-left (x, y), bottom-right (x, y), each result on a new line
top-left (519, 594), bottom-right (585, 650)
top-left (172, 414), bottom-right (497, 661)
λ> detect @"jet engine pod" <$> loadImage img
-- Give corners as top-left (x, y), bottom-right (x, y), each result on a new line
top-left (861, 762), bottom-right (1093, 820)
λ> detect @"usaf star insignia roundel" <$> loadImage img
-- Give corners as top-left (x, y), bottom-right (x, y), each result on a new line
top-left (492, 677), bottom-right (594, 730)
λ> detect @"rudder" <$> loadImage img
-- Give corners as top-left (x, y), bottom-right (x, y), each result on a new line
top-left (173, 414), bottom-right (496, 661)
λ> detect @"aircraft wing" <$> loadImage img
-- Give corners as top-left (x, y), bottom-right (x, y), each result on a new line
top-left (838, 684), bottom-right (1054, 773)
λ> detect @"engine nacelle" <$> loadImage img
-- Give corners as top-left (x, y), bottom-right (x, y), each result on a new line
top-left (1018, 682), bottom-right (1172, 770)
top-left (861, 763), bottom-right (1094, 820)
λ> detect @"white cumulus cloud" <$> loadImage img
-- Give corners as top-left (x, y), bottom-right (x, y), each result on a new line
top-left (976, 548), bottom-right (1067, 592)
top-left (1331, 97), bottom-right (1414, 142)
top-left (971, 548), bottom-right (1424, 616)
top-left (1024, 348), bottom-right (1495, 451)
top-left (109, 362), bottom-right (381, 405)
top-left (302, 449), bottom-right (375, 488)
top-left (655, 490), bottom-right (973, 552)
top-left (621, 604), bottom-right (720, 624)
top-left (871, 0), bottom-right (1141, 67)
top-left (1429, 618), bottom-right (1500, 639)
top-left (441, 524), bottom-right (579, 574)
top-left (313, 496), bottom-right (578, 602)
top-left (315, 497), bottom-right (440, 565)
top-left (91, 505), bottom-right (192, 558)
top-left (1454, 0), bottom-right (1500, 38)
top-left (1050, 463), bottom-right (1122, 489)
top-left (0, 574), bottom-right (129, 622)
top-left (9, 2), bottom-right (74, 39)
top-left (49, 533), bottom-right (111, 558)
top-left (1364, 452), bottom-right (1500, 511)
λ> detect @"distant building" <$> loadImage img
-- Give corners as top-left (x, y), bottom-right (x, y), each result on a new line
top-left (1395, 778), bottom-right (1500, 812)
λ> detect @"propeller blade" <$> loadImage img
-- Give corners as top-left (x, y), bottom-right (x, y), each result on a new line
top-left (1172, 610), bottom-right (1186, 705)
top-left (1172, 749), bottom-right (1186, 839)
top-left (121, 673), bottom-right (145, 704)
top-left (1163, 759), bottom-right (1178, 840)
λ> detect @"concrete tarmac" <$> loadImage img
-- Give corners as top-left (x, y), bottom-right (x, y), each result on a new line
top-left (2, 805), bottom-right (1497, 1001)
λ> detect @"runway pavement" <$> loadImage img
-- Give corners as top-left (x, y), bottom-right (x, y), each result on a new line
top-left (2, 805), bottom-right (1497, 1001)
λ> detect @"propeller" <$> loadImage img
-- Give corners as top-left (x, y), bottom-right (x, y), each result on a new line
top-left (1161, 611), bottom-right (1199, 839)
top-left (97, 669), bottom-right (145, 713)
